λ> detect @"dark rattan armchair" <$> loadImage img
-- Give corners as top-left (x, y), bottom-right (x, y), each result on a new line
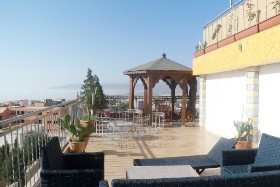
top-left (133, 137), bottom-right (236, 174)
top-left (40, 137), bottom-right (104, 187)
top-left (222, 133), bottom-right (280, 174)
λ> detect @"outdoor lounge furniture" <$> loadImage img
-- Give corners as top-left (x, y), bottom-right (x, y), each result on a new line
top-left (40, 137), bottom-right (104, 187)
top-left (126, 165), bottom-right (199, 179)
top-left (133, 137), bottom-right (236, 174)
top-left (222, 133), bottom-right (280, 175)
top-left (99, 170), bottom-right (280, 187)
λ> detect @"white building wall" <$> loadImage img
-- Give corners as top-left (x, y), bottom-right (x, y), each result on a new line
top-left (205, 70), bottom-right (246, 138)
top-left (259, 63), bottom-right (280, 137)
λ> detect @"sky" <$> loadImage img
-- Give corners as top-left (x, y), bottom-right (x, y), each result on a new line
top-left (0, 0), bottom-right (234, 102)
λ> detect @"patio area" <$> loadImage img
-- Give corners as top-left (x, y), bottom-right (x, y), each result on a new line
top-left (85, 126), bottom-right (221, 184)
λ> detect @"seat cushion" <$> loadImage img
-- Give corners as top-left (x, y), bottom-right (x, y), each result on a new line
top-left (134, 155), bottom-right (219, 169)
top-left (222, 165), bottom-right (250, 174)
top-left (254, 133), bottom-right (280, 165)
top-left (41, 136), bottom-right (65, 170)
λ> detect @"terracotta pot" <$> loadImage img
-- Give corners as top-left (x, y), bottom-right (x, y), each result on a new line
top-left (83, 133), bottom-right (91, 137)
top-left (69, 140), bottom-right (85, 153)
top-left (83, 120), bottom-right (90, 128)
top-left (235, 141), bottom-right (253, 149)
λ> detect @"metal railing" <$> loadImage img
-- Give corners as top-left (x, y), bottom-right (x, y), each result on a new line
top-left (0, 100), bottom-right (83, 187)
top-left (198, 0), bottom-right (280, 49)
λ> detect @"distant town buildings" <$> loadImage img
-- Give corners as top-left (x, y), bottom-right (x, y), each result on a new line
top-left (0, 99), bottom-right (66, 128)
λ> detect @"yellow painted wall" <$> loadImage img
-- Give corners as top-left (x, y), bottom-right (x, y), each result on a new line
top-left (193, 25), bottom-right (280, 75)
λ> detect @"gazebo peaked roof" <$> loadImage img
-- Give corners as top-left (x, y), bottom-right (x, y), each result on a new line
top-left (124, 53), bottom-right (192, 74)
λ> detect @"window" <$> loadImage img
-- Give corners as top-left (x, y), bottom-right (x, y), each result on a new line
top-left (0, 116), bottom-right (2, 121)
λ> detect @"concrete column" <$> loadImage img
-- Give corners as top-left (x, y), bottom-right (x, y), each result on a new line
top-left (246, 67), bottom-right (259, 143)
top-left (199, 75), bottom-right (206, 128)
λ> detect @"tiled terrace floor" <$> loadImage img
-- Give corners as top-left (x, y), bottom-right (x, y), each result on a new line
top-left (85, 126), bottom-right (221, 185)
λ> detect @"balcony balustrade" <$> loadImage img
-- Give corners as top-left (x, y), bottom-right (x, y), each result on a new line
top-left (0, 100), bottom-right (83, 187)
top-left (195, 0), bottom-right (280, 55)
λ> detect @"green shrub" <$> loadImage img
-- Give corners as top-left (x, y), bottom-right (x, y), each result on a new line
top-left (23, 132), bottom-right (50, 162)
top-left (0, 133), bottom-right (50, 186)
top-left (0, 139), bottom-right (24, 186)
top-left (117, 102), bottom-right (129, 111)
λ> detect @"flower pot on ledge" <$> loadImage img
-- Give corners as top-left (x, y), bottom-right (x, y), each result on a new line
top-left (69, 140), bottom-right (85, 153)
top-left (233, 119), bottom-right (254, 149)
top-left (83, 120), bottom-right (90, 128)
top-left (235, 141), bottom-right (253, 149)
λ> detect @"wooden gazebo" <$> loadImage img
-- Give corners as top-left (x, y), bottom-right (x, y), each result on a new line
top-left (123, 53), bottom-right (197, 126)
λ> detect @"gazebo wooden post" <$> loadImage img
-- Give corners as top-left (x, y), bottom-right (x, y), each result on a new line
top-left (129, 76), bottom-right (135, 109)
top-left (170, 86), bottom-right (175, 121)
top-left (144, 87), bottom-right (148, 114)
top-left (171, 84), bottom-right (176, 113)
top-left (147, 76), bottom-right (153, 125)
top-left (181, 76), bottom-right (187, 126)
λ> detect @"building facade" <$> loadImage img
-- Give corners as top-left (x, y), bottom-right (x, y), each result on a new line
top-left (0, 99), bottom-right (67, 129)
top-left (193, 0), bottom-right (280, 141)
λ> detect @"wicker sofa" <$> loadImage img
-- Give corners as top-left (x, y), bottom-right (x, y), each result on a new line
top-left (99, 170), bottom-right (280, 187)
top-left (99, 133), bottom-right (280, 187)
top-left (40, 137), bottom-right (104, 187)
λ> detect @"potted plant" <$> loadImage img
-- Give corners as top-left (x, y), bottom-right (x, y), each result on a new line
top-left (233, 118), bottom-right (253, 149)
top-left (83, 113), bottom-right (91, 127)
top-left (83, 112), bottom-right (98, 137)
top-left (211, 24), bottom-right (221, 40)
top-left (60, 114), bottom-right (95, 153)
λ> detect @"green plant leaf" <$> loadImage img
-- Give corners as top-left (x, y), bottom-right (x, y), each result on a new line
top-left (233, 119), bottom-right (253, 141)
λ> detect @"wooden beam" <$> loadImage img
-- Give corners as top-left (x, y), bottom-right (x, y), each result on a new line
top-left (190, 76), bottom-right (197, 121)
top-left (144, 87), bottom-right (147, 114)
top-left (181, 77), bottom-right (187, 126)
top-left (129, 76), bottom-right (134, 109)
top-left (171, 87), bottom-right (176, 112)
top-left (147, 76), bottom-right (153, 125)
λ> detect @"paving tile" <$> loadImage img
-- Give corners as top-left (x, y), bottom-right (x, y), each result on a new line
top-left (85, 126), bottom-right (220, 185)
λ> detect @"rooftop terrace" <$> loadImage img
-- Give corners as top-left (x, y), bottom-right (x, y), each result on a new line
top-left (0, 100), bottom-right (222, 186)
top-left (86, 126), bottom-right (220, 184)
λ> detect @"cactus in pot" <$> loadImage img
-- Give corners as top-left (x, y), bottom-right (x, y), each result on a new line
top-left (60, 114), bottom-right (95, 152)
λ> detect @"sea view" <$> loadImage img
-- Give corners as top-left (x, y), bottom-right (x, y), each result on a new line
top-left (0, 82), bottom-right (184, 103)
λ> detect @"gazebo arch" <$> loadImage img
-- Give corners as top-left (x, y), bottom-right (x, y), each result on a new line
top-left (123, 53), bottom-right (197, 126)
